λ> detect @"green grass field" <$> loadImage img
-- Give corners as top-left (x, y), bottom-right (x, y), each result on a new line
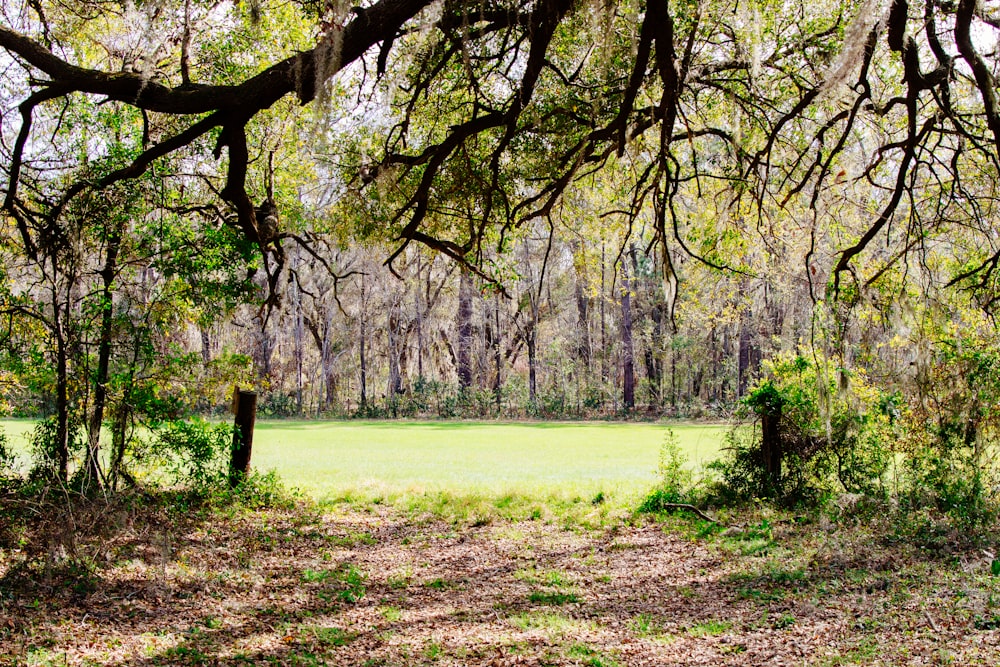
top-left (2, 419), bottom-right (728, 503)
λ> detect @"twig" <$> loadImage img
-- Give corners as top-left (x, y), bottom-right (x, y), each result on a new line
top-left (924, 608), bottom-right (940, 633)
top-left (659, 503), bottom-right (718, 523)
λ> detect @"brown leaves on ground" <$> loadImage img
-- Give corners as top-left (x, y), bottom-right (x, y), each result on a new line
top-left (2, 495), bottom-right (1000, 666)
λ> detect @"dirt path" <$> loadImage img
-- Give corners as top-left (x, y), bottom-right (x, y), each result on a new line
top-left (2, 503), bottom-right (999, 665)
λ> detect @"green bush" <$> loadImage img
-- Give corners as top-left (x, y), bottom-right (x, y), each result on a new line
top-left (894, 335), bottom-right (1000, 528)
top-left (149, 418), bottom-right (233, 487)
top-left (711, 353), bottom-right (890, 506)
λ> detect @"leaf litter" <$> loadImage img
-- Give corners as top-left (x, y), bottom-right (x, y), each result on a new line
top-left (2, 497), bottom-right (1000, 665)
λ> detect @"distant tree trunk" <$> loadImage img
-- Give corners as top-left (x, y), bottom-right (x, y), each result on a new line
top-left (321, 307), bottom-right (336, 410)
top-left (200, 326), bottom-right (211, 365)
top-left (293, 268), bottom-right (304, 416)
top-left (359, 276), bottom-right (368, 411)
top-left (646, 304), bottom-right (664, 406)
top-left (416, 253), bottom-right (425, 380)
top-left (737, 316), bottom-right (759, 398)
top-left (457, 268), bottom-right (473, 390)
top-left (493, 292), bottom-right (503, 412)
top-left (387, 298), bottom-right (403, 397)
top-left (253, 315), bottom-right (274, 381)
top-left (621, 259), bottom-right (635, 411)
top-left (527, 324), bottom-right (538, 404)
top-left (573, 252), bottom-right (591, 371)
top-left (600, 242), bottom-right (608, 384)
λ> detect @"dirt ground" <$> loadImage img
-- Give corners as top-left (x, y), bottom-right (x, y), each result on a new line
top-left (2, 496), bottom-right (1000, 666)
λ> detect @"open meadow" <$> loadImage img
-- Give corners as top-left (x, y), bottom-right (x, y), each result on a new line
top-left (3, 420), bottom-right (727, 505)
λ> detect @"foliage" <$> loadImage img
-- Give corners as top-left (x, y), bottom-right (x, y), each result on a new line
top-left (149, 419), bottom-right (234, 487)
top-left (638, 429), bottom-right (696, 513)
top-left (711, 353), bottom-right (891, 506)
top-left (892, 328), bottom-right (1000, 528)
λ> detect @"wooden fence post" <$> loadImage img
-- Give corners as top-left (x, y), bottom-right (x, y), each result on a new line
top-left (229, 388), bottom-right (258, 487)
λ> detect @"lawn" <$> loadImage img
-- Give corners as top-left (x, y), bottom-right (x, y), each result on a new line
top-left (2, 419), bottom-right (728, 502)
top-left (251, 420), bottom-right (727, 502)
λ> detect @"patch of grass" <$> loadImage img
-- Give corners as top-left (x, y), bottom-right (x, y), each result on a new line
top-left (630, 613), bottom-right (669, 639)
top-left (302, 563), bottom-right (367, 603)
top-left (509, 611), bottom-right (580, 634)
top-left (299, 625), bottom-right (356, 647)
top-left (378, 606), bottom-right (402, 622)
top-left (386, 568), bottom-right (412, 589)
top-left (567, 643), bottom-right (621, 667)
top-left (528, 590), bottom-right (580, 605)
top-left (327, 531), bottom-right (376, 547)
top-left (773, 613), bottom-right (796, 629)
top-left (687, 619), bottom-right (732, 637)
top-left (423, 641), bottom-right (443, 660)
top-left (818, 637), bottom-right (880, 665)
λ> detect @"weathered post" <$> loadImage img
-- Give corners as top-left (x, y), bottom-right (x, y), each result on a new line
top-left (229, 387), bottom-right (258, 487)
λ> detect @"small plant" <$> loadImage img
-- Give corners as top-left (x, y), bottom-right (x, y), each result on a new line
top-left (149, 418), bottom-right (233, 487)
top-left (303, 563), bottom-right (367, 602)
top-left (710, 352), bottom-right (890, 506)
top-left (687, 619), bottom-right (732, 637)
top-left (773, 613), bottom-right (796, 629)
top-left (638, 429), bottom-right (694, 513)
top-left (528, 590), bottom-right (579, 605)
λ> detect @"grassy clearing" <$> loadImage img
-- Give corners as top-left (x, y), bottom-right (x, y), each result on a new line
top-left (3, 418), bottom-right (726, 502)
top-left (249, 420), bottom-right (725, 501)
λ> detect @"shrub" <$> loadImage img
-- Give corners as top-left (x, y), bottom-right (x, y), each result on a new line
top-left (893, 334), bottom-right (1000, 528)
top-left (149, 418), bottom-right (233, 487)
top-left (711, 352), bottom-right (890, 506)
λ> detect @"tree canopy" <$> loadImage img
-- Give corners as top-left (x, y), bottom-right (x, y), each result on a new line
top-left (2, 0), bottom-right (999, 307)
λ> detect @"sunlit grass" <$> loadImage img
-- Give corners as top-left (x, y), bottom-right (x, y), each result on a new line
top-left (1, 419), bottom-right (727, 507)
top-left (249, 420), bottom-right (725, 502)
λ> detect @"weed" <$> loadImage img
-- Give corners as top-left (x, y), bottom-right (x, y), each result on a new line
top-left (423, 641), bottom-right (443, 660)
top-left (630, 613), bottom-right (660, 636)
top-left (687, 619), bottom-right (732, 637)
top-left (773, 613), bottom-right (796, 629)
top-left (378, 606), bottom-right (402, 622)
top-left (302, 563), bottom-right (366, 602)
top-left (528, 590), bottom-right (579, 605)
top-left (567, 643), bottom-right (620, 667)
top-left (298, 625), bottom-right (356, 647)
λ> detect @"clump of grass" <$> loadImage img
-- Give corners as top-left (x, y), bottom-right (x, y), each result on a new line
top-left (687, 619), bottom-right (732, 637)
top-left (528, 590), bottom-right (580, 605)
top-left (302, 563), bottom-right (367, 602)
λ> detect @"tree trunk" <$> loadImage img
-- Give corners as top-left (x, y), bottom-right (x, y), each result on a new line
top-left (84, 228), bottom-right (121, 492)
top-left (493, 292), bottom-right (503, 412)
top-left (200, 326), bottom-right (211, 365)
top-left (359, 274), bottom-right (368, 411)
top-left (527, 326), bottom-right (538, 404)
top-left (387, 298), bottom-right (403, 397)
top-left (621, 261), bottom-right (635, 411)
top-left (737, 317), bottom-right (759, 398)
top-left (456, 268), bottom-right (473, 390)
top-left (574, 260), bottom-right (591, 371)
